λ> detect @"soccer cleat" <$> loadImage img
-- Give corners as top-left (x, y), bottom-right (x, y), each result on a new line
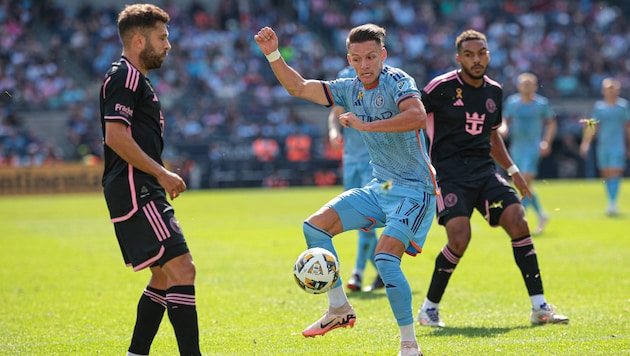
top-left (606, 204), bottom-right (619, 216)
top-left (530, 304), bottom-right (569, 325)
top-left (399, 341), bottom-right (423, 356)
top-left (364, 274), bottom-right (384, 292)
top-left (417, 307), bottom-right (445, 327)
top-left (535, 214), bottom-right (548, 235)
top-left (302, 306), bottom-right (356, 337)
top-left (346, 273), bottom-right (362, 291)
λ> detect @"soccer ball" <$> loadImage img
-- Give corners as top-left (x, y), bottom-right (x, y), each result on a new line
top-left (293, 247), bottom-right (339, 294)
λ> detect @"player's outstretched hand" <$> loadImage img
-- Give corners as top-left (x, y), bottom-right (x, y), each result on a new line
top-left (254, 26), bottom-right (279, 56)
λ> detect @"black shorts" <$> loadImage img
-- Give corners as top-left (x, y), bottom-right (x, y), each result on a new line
top-left (436, 172), bottom-right (520, 226)
top-left (113, 196), bottom-right (189, 271)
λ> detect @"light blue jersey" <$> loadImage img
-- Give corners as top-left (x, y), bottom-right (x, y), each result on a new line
top-left (591, 98), bottom-right (630, 169)
top-left (326, 65), bottom-right (437, 192)
top-left (336, 66), bottom-right (371, 167)
top-left (503, 93), bottom-right (554, 174)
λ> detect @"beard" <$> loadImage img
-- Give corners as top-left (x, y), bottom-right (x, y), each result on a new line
top-left (462, 65), bottom-right (487, 80)
top-left (139, 42), bottom-right (165, 70)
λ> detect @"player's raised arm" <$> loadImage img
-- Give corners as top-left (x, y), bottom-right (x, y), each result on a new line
top-left (254, 26), bottom-right (330, 106)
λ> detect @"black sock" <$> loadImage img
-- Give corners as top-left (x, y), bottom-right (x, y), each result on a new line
top-left (166, 285), bottom-right (201, 356)
top-left (426, 246), bottom-right (460, 303)
top-left (512, 235), bottom-right (544, 295)
top-left (128, 286), bottom-right (166, 355)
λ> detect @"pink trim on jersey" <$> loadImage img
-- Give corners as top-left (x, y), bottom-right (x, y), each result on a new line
top-left (414, 129), bottom-right (439, 195)
top-left (425, 112), bottom-right (435, 159)
top-left (435, 185), bottom-right (445, 212)
top-left (111, 161), bottom-right (138, 223)
top-left (133, 246), bottom-right (165, 271)
top-left (122, 58), bottom-right (140, 91)
top-left (102, 76), bottom-right (111, 99)
top-left (166, 293), bottom-right (196, 306)
top-left (142, 200), bottom-right (171, 242)
top-left (423, 70), bottom-right (460, 93)
top-left (104, 115), bottom-right (131, 126)
top-left (483, 75), bottom-right (502, 89)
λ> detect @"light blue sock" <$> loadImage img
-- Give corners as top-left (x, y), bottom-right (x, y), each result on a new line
top-left (356, 229), bottom-right (378, 270)
top-left (531, 192), bottom-right (542, 215)
top-left (605, 177), bottom-right (621, 204)
top-left (521, 196), bottom-right (531, 211)
top-left (303, 221), bottom-right (341, 288)
top-left (374, 252), bottom-right (413, 326)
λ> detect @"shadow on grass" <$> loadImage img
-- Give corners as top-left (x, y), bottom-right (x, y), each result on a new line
top-left (423, 324), bottom-right (530, 338)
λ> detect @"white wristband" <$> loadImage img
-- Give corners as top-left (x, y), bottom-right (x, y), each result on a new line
top-left (507, 164), bottom-right (519, 176)
top-left (265, 49), bottom-right (281, 62)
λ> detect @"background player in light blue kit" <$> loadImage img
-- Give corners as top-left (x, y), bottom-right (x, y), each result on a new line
top-left (501, 73), bottom-right (557, 234)
top-left (328, 66), bottom-right (383, 293)
top-left (255, 23), bottom-right (438, 356)
top-left (580, 78), bottom-right (630, 216)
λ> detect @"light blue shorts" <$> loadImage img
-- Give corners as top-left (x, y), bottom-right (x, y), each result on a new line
top-left (596, 146), bottom-right (627, 170)
top-left (325, 178), bottom-right (436, 256)
top-left (510, 144), bottom-right (540, 175)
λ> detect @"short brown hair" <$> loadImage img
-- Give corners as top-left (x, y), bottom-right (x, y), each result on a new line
top-left (117, 4), bottom-right (170, 45)
top-left (455, 29), bottom-right (487, 53)
top-left (346, 23), bottom-right (386, 49)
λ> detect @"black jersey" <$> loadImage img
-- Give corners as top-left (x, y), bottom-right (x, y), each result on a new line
top-left (422, 70), bottom-right (503, 183)
top-left (100, 57), bottom-right (166, 219)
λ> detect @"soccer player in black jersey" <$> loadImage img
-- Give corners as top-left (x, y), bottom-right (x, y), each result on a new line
top-left (416, 29), bottom-right (568, 327)
top-left (99, 4), bottom-right (201, 355)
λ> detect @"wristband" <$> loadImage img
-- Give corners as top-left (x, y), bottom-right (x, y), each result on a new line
top-left (507, 164), bottom-right (519, 176)
top-left (265, 49), bottom-right (281, 62)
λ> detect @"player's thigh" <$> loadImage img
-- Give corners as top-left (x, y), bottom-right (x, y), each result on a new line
top-left (436, 181), bottom-right (476, 226)
top-left (475, 173), bottom-right (521, 227)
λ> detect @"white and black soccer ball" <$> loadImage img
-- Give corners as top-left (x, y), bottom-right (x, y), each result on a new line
top-left (293, 247), bottom-right (339, 294)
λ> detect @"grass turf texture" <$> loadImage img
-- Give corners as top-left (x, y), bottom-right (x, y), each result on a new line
top-left (0, 179), bottom-right (628, 355)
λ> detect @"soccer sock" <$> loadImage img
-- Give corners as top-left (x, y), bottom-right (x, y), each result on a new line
top-left (166, 285), bottom-right (201, 356)
top-left (531, 192), bottom-right (542, 215)
top-left (426, 246), bottom-right (460, 304)
top-left (399, 323), bottom-right (416, 343)
top-left (356, 229), bottom-right (378, 270)
top-left (521, 195), bottom-right (531, 211)
top-left (605, 176), bottom-right (621, 204)
top-left (327, 285), bottom-right (349, 309)
top-left (128, 286), bottom-right (166, 356)
top-left (511, 236), bottom-right (544, 296)
top-left (374, 253), bottom-right (413, 326)
top-left (303, 221), bottom-right (341, 289)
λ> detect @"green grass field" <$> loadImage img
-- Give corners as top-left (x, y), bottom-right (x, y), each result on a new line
top-left (1, 179), bottom-right (628, 355)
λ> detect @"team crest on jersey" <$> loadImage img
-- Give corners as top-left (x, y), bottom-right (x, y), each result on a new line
top-left (374, 94), bottom-right (385, 108)
top-left (397, 80), bottom-right (407, 90)
top-left (486, 98), bottom-right (497, 113)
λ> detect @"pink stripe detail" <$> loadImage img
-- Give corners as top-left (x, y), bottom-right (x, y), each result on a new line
top-left (144, 289), bottom-right (167, 308)
top-left (133, 246), bottom-right (165, 271)
top-left (441, 246), bottom-right (460, 264)
top-left (104, 115), bottom-right (131, 126)
top-left (484, 75), bottom-right (502, 88)
top-left (102, 76), bottom-right (111, 98)
top-left (426, 112), bottom-right (434, 160)
top-left (166, 293), bottom-right (196, 306)
top-left (143, 204), bottom-right (166, 241)
top-left (111, 162), bottom-right (138, 223)
top-left (484, 200), bottom-right (491, 225)
top-left (423, 70), bottom-right (458, 93)
top-left (122, 58), bottom-right (140, 91)
top-left (435, 190), bottom-right (445, 212)
top-left (149, 200), bottom-right (171, 239)
top-left (512, 237), bottom-right (533, 248)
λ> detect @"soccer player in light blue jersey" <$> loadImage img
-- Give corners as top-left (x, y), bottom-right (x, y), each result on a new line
top-left (580, 78), bottom-right (630, 216)
top-left (328, 66), bottom-right (383, 293)
top-left (501, 73), bottom-right (557, 234)
top-left (255, 24), bottom-right (438, 356)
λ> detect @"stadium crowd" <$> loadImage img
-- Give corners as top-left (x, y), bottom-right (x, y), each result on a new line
top-left (1, 0), bottom-right (629, 186)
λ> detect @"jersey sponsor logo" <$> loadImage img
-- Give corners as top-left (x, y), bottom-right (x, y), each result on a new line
top-left (465, 112), bottom-right (485, 135)
top-left (114, 103), bottom-right (133, 118)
